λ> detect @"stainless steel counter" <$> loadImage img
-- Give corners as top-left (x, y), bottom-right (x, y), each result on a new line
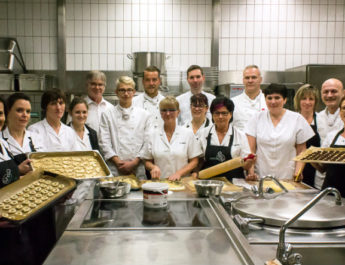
top-left (44, 190), bottom-right (263, 265)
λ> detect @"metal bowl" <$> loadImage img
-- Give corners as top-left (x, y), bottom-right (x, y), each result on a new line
top-left (194, 180), bottom-right (224, 197)
top-left (99, 182), bottom-right (131, 198)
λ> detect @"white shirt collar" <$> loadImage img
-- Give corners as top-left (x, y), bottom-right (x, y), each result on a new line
top-left (86, 95), bottom-right (107, 106)
top-left (143, 92), bottom-right (161, 105)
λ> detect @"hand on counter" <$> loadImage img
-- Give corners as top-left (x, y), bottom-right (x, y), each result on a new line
top-left (150, 165), bottom-right (161, 179)
top-left (167, 172), bottom-right (182, 181)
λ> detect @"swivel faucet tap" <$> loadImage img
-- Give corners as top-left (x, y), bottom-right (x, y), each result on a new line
top-left (276, 187), bottom-right (342, 265)
top-left (258, 175), bottom-right (288, 197)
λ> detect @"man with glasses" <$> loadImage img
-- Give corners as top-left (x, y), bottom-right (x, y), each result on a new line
top-left (232, 65), bottom-right (267, 132)
top-left (99, 76), bottom-right (151, 179)
top-left (314, 78), bottom-right (344, 189)
top-left (133, 66), bottom-right (165, 129)
top-left (177, 65), bottom-right (215, 125)
top-left (83, 70), bottom-right (113, 132)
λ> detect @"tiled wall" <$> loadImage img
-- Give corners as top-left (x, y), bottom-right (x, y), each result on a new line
top-left (1, 0), bottom-right (345, 72)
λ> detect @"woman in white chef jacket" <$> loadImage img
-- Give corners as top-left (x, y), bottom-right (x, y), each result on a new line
top-left (141, 96), bottom-right (202, 181)
top-left (1, 93), bottom-right (44, 167)
top-left (28, 89), bottom-right (79, 152)
top-left (183, 93), bottom-right (212, 139)
top-left (245, 83), bottom-right (315, 180)
top-left (99, 76), bottom-right (151, 179)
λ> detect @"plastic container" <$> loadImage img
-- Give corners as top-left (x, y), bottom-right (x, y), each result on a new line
top-left (142, 182), bottom-right (169, 208)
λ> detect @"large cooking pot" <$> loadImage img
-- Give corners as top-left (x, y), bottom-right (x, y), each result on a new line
top-left (127, 52), bottom-right (170, 74)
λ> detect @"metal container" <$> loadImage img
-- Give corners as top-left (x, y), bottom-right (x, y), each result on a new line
top-left (99, 182), bottom-right (130, 198)
top-left (194, 180), bottom-right (224, 197)
top-left (18, 74), bottom-right (45, 91)
top-left (127, 52), bottom-right (169, 74)
top-left (0, 73), bottom-right (15, 90)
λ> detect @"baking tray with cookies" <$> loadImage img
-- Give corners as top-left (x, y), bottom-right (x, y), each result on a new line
top-left (0, 169), bottom-right (76, 224)
top-left (28, 151), bottom-right (112, 180)
top-left (294, 146), bottom-right (345, 164)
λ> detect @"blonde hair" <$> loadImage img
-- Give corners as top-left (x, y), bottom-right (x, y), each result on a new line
top-left (116, 76), bottom-right (135, 90)
top-left (294, 84), bottom-right (319, 112)
top-left (159, 96), bottom-right (179, 110)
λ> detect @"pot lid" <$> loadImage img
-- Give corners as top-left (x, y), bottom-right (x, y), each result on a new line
top-left (232, 192), bottom-right (345, 229)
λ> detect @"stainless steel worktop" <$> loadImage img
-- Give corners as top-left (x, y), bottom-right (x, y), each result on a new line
top-left (44, 190), bottom-right (263, 265)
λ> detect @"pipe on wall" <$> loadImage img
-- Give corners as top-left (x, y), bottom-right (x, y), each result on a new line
top-left (57, 0), bottom-right (67, 91)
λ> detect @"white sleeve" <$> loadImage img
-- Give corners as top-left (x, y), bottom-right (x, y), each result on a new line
top-left (30, 131), bottom-right (46, 152)
top-left (236, 128), bottom-right (251, 157)
top-left (244, 112), bottom-right (259, 137)
top-left (296, 114), bottom-right (315, 144)
top-left (98, 111), bottom-right (117, 160)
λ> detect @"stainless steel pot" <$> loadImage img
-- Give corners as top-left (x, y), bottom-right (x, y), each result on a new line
top-left (127, 52), bottom-right (170, 74)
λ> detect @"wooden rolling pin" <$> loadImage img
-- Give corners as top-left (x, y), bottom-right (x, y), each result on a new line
top-left (198, 157), bottom-right (244, 179)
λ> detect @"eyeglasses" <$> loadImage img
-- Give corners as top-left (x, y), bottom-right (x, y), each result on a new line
top-left (213, 111), bottom-right (230, 116)
top-left (118, 89), bottom-right (134, 94)
top-left (191, 104), bottom-right (206, 108)
top-left (160, 109), bottom-right (177, 113)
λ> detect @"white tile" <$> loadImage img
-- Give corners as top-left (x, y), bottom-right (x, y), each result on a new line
top-left (124, 21), bottom-right (131, 37)
top-left (229, 4), bottom-right (239, 21)
top-left (99, 54), bottom-right (108, 70)
top-left (107, 4), bottom-right (116, 20)
top-left (294, 22), bottom-right (303, 38)
top-left (91, 37), bottom-right (99, 53)
top-left (148, 21), bottom-right (157, 38)
top-left (237, 38), bottom-right (245, 54)
top-left (335, 4), bottom-right (344, 21)
top-left (246, 4), bottom-right (255, 20)
top-left (181, 4), bottom-right (189, 20)
top-left (148, 4), bottom-right (157, 21)
top-left (99, 4), bottom-right (108, 20)
top-left (50, 37), bottom-right (57, 53)
top-left (132, 37), bottom-right (140, 52)
top-left (196, 38), bottom-right (204, 54)
top-left (16, 2), bottom-right (25, 19)
top-left (33, 54), bottom-right (42, 70)
top-left (107, 54), bottom-right (116, 70)
top-left (205, 21), bottom-right (212, 38)
top-left (262, 5), bottom-right (271, 22)
top-left (115, 38), bottom-right (123, 53)
top-left (74, 54), bottom-right (83, 71)
top-left (252, 54), bottom-right (262, 69)
top-left (317, 54), bottom-right (326, 64)
top-left (295, 5), bottom-right (303, 21)
top-left (74, 37), bottom-right (83, 53)
top-left (246, 38), bottom-right (254, 54)
top-left (32, 20), bottom-right (41, 37)
top-left (132, 21), bottom-right (140, 37)
top-left (99, 21), bottom-right (108, 37)
top-left (285, 54), bottom-right (293, 69)
top-left (205, 4), bottom-right (212, 21)
top-left (261, 38), bottom-right (270, 54)
top-left (328, 4), bottom-right (336, 20)
top-left (0, 21), bottom-right (7, 36)
top-left (116, 21), bottom-right (124, 37)
top-left (74, 4), bottom-right (83, 20)
top-left (220, 55), bottom-right (228, 71)
top-left (140, 38), bottom-right (148, 51)
top-left (172, 38), bottom-right (181, 54)
top-left (140, 21), bottom-right (148, 38)
top-left (221, 4), bottom-right (229, 21)
top-left (229, 54), bottom-right (237, 70)
top-left (229, 22), bottom-right (238, 38)
top-left (254, 4), bottom-right (262, 21)
top-left (301, 54), bottom-right (310, 65)
top-left (72, 20), bottom-right (81, 37)
top-left (285, 38), bottom-right (294, 54)
top-left (236, 54), bottom-right (245, 70)
top-left (24, 20), bottom-right (32, 36)
top-left (83, 54), bottom-right (91, 70)
top-left (310, 22), bottom-right (319, 38)
top-left (326, 38), bottom-right (335, 54)
top-left (180, 55), bottom-right (189, 70)
top-left (164, 38), bottom-right (173, 54)
top-left (42, 53), bottom-right (50, 70)
top-left (164, 3), bottom-right (173, 21)
top-left (302, 4), bottom-right (311, 21)
top-left (333, 54), bottom-right (342, 64)
top-left (309, 54), bottom-right (318, 65)
top-left (302, 22), bottom-right (311, 38)
top-left (335, 22), bottom-right (343, 38)
top-left (24, 3), bottom-right (33, 20)
top-left (237, 5), bottom-right (246, 21)
top-left (156, 38), bottom-right (164, 52)
top-left (66, 3), bottom-right (74, 20)
top-left (90, 21), bottom-right (99, 37)
top-left (33, 37), bottom-right (41, 53)
top-left (181, 38), bottom-right (189, 54)
top-left (66, 54), bottom-right (74, 70)
top-left (318, 38), bottom-right (327, 53)
top-left (262, 22), bottom-right (270, 38)
top-left (188, 38), bottom-right (197, 54)
top-left (269, 38), bottom-right (277, 54)
top-left (327, 22), bottom-right (335, 38)
top-left (302, 38), bottom-right (311, 54)
top-left (24, 36), bottom-right (34, 53)
top-left (189, 21), bottom-right (197, 38)
top-left (24, 54), bottom-right (33, 70)
top-left (82, 37), bottom-right (91, 53)
top-left (123, 38), bottom-right (132, 54)
top-left (277, 38), bottom-right (285, 54)
top-left (82, 4), bottom-right (91, 20)
top-left (334, 38), bottom-right (342, 54)
top-left (269, 56), bottom-right (277, 71)
top-left (197, 4), bottom-right (206, 21)
top-left (132, 4), bottom-right (139, 20)
top-left (253, 39), bottom-right (262, 54)
top-left (16, 20), bottom-right (25, 36)
top-left (269, 21), bottom-right (278, 38)
top-left (41, 37), bottom-right (50, 53)
top-left (294, 38), bottom-right (302, 54)
top-left (66, 37), bottom-right (74, 53)
top-left (270, 4), bottom-right (279, 21)
top-left (229, 38), bottom-right (237, 54)
top-left (82, 21), bottom-right (90, 37)
top-left (0, 3), bottom-right (7, 19)
top-left (115, 4), bottom-right (124, 20)
top-left (292, 55), bottom-right (302, 68)
top-left (49, 21), bottom-right (57, 36)
top-left (107, 21), bottom-right (115, 37)
top-left (205, 38), bottom-right (211, 54)
top-left (311, 5), bottom-right (320, 21)
top-left (189, 4), bottom-right (197, 21)
top-left (157, 21), bottom-right (164, 38)
top-left (181, 21), bottom-right (189, 37)
top-left (286, 22), bottom-right (295, 38)
top-left (286, 4), bottom-right (295, 21)
top-left (221, 21), bottom-right (229, 38)
top-left (32, 3), bottom-right (41, 20)
top-left (237, 22), bottom-right (246, 38)
top-left (124, 55), bottom-right (131, 71)
top-left (124, 4), bottom-right (132, 20)
top-left (196, 55), bottom-right (206, 68)
top-left (221, 38), bottom-right (229, 54)
top-left (157, 4), bottom-right (165, 21)
top-left (165, 21), bottom-right (173, 37)
top-left (91, 54), bottom-right (99, 70)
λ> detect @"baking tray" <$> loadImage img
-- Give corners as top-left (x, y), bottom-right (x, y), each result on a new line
top-left (294, 146), bottom-right (345, 164)
top-left (29, 151), bottom-right (112, 180)
top-left (0, 170), bottom-right (76, 224)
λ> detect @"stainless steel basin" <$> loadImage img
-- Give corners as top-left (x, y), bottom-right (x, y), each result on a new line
top-left (250, 244), bottom-right (345, 265)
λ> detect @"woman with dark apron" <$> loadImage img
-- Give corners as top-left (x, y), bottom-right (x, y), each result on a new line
top-left (293, 84), bottom-right (321, 187)
top-left (199, 96), bottom-right (256, 182)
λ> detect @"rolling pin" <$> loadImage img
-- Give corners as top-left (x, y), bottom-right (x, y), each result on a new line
top-left (198, 157), bottom-right (244, 179)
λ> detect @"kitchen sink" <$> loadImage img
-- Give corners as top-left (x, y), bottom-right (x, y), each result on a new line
top-left (250, 244), bottom-right (345, 265)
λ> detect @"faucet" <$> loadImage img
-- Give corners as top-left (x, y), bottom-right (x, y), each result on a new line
top-left (276, 187), bottom-right (342, 265)
top-left (258, 175), bottom-right (288, 198)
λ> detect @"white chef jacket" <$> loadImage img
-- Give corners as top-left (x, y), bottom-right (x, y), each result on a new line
top-left (176, 91), bottom-right (215, 125)
top-left (183, 118), bottom-right (212, 140)
top-left (28, 119), bottom-right (80, 152)
top-left (99, 104), bottom-right (151, 179)
top-left (85, 96), bottom-right (113, 132)
top-left (0, 138), bottom-right (12, 162)
top-left (1, 127), bottom-right (45, 155)
top-left (70, 124), bottom-right (92, 151)
top-left (245, 110), bottom-right (315, 179)
top-left (198, 123), bottom-right (251, 159)
top-left (232, 90), bottom-right (267, 132)
top-left (141, 126), bottom-right (202, 179)
top-left (132, 92), bottom-right (165, 130)
top-left (314, 107), bottom-right (343, 189)
top-left (322, 128), bottom-right (345, 147)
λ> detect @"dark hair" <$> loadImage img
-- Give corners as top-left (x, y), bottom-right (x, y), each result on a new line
top-left (187, 65), bottom-right (204, 77)
top-left (41, 89), bottom-right (66, 110)
top-left (190, 93), bottom-right (208, 107)
top-left (264, 83), bottom-right (288, 99)
top-left (144, 65), bottom-right (161, 77)
top-left (5, 92), bottom-right (31, 117)
top-left (0, 96), bottom-right (6, 113)
top-left (69, 97), bottom-right (88, 112)
top-left (210, 96), bottom-right (234, 114)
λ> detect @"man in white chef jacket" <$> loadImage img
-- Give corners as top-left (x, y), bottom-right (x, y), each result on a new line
top-left (177, 65), bottom-right (215, 125)
top-left (314, 78), bottom-right (344, 189)
top-left (232, 65), bottom-right (267, 132)
top-left (132, 66), bottom-right (165, 130)
top-left (84, 71), bottom-right (113, 132)
top-left (99, 76), bottom-right (151, 179)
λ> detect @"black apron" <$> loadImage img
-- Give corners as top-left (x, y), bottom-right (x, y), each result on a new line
top-left (202, 126), bottom-right (245, 181)
top-left (0, 144), bottom-right (20, 188)
top-left (322, 128), bottom-right (345, 197)
top-left (302, 113), bottom-right (321, 187)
